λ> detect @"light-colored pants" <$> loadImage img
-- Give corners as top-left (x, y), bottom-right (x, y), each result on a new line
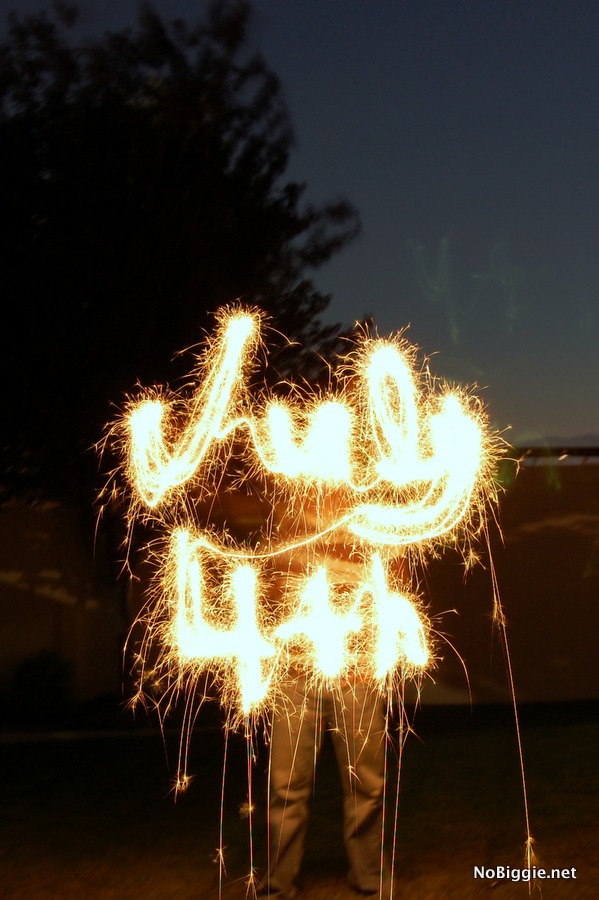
top-left (265, 676), bottom-right (388, 898)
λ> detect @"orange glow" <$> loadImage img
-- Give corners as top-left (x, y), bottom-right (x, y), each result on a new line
top-left (120, 307), bottom-right (498, 719)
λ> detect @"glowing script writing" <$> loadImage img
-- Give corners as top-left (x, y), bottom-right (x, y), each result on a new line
top-left (120, 308), bottom-right (496, 719)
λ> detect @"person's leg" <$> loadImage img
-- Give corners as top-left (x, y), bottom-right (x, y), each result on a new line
top-left (264, 677), bottom-right (322, 898)
top-left (330, 683), bottom-right (389, 896)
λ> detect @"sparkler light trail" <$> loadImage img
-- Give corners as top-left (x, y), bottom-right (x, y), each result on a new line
top-left (107, 306), bottom-right (536, 900)
top-left (117, 306), bottom-right (499, 723)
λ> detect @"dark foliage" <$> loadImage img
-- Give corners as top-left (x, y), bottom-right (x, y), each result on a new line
top-left (0, 1), bottom-right (360, 504)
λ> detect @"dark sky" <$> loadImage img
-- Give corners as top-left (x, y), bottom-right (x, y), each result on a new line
top-left (3, 0), bottom-right (599, 442)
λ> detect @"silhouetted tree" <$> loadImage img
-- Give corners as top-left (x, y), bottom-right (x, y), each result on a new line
top-left (0, 0), bottom-right (360, 503)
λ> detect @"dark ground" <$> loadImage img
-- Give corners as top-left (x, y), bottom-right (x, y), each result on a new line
top-left (1, 700), bottom-right (597, 899)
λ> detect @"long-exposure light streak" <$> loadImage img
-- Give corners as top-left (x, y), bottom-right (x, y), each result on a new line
top-left (129, 310), bottom-right (258, 508)
top-left (274, 566), bottom-right (363, 680)
top-left (120, 307), bottom-right (497, 721)
top-left (172, 529), bottom-right (276, 714)
top-left (107, 305), bottom-right (535, 900)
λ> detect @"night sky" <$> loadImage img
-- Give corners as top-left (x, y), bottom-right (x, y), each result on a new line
top-left (3, 0), bottom-right (599, 443)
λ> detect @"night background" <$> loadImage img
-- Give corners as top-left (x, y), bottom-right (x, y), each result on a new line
top-left (0, 2), bottom-right (597, 898)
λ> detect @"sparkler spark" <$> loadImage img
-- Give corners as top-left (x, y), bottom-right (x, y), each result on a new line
top-left (118, 307), bottom-right (498, 722)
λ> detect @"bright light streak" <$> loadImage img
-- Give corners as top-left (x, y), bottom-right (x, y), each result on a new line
top-left (258, 399), bottom-right (353, 482)
top-left (119, 306), bottom-right (499, 722)
top-left (350, 394), bottom-right (483, 545)
top-left (172, 529), bottom-right (275, 714)
top-left (365, 553), bottom-right (428, 679)
top-left (109, 305), bottom-right (531, 893)
top-left (129, 310), bottom-right (258, 508)
top-left (367, 343), bottom-right (420, 484)
top-left (274, 566), bottom-right (362, 680)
